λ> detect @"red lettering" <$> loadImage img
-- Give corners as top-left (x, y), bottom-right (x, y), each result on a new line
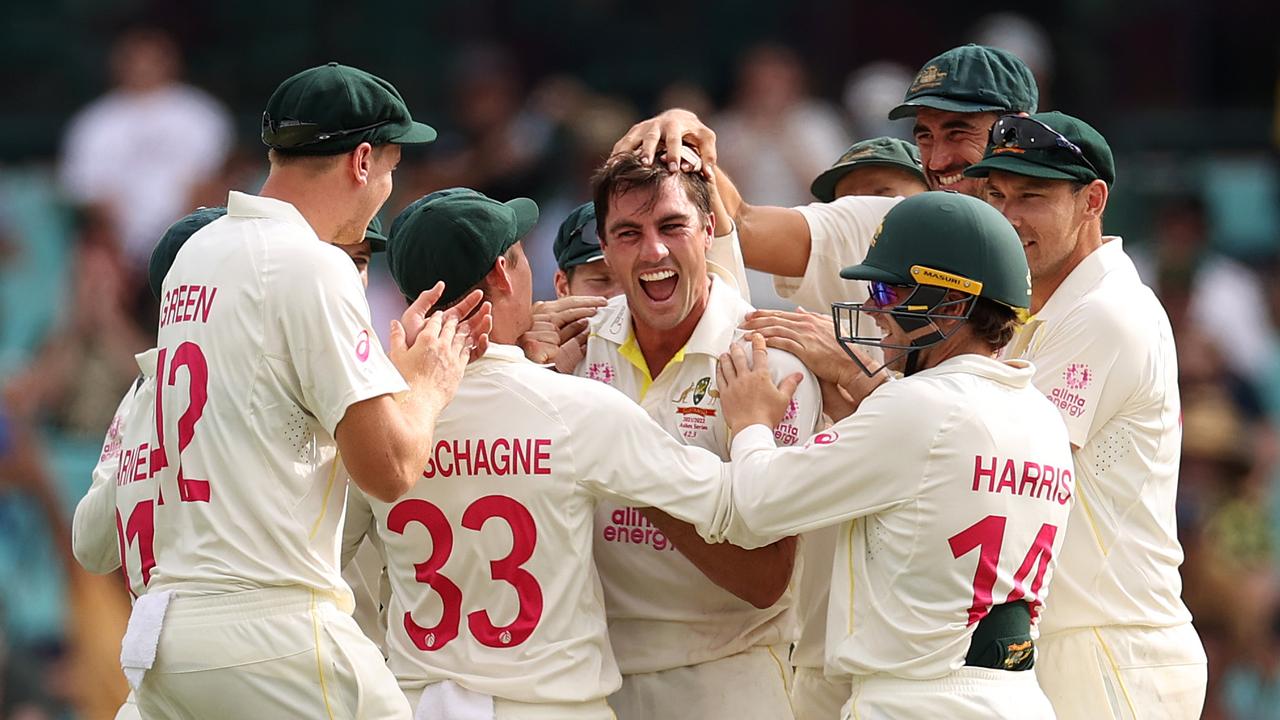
top-left (996, 459), bottom-right (1018, 494)
top-left (1057, 469), bottom-right (1073, 505)
top-left (454, 439), bottom-right (472, 476)
top-left (1036, 467), bottom-right (1055, 500)
top-left (1018, 462), bottom-right (1040, 497)
top-left (534, 439), bottom-right (551, 475)
top-left (630, 528), bottom-right (644, 543)
top-left (972, 455), bottom-right (996, 492)
top-left (182, 285), bottom-right (199, 322)
top-left (513, 439), bottom-right (531, 474)
top-left (473, 439), bottom-right (491, 475)
top-left (491, 438), bottom-right (510, 475)
top-left (436, 440), bottom-right (453, 478)
top-left (603, 525), bottom-right (617, 541)
top-left (612, 508), bottom-right (627, 524)
top-left (133, 442), bottom-right (150, 483)
top-left (198, 287), bottom-right (217, 323)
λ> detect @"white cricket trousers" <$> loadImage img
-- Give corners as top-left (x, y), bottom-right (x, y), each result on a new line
top-left (791, 666), bottom-right (850, 720)
top-left (841, 667), bottom-right (1055, 719)
top-left (609, 644), bottom-right (795, 720)
top-left (403, 686), bottom-right (616, 720)
top-left (136, 586), bottom-right (411, 719)
top-left (1036, 622), bottom-right (1207, 720)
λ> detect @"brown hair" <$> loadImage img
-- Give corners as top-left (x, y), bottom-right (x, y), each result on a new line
top-left (968, 297), bottom-right (1022, 350)
top-left (590, 151), bottom-right (712, 239)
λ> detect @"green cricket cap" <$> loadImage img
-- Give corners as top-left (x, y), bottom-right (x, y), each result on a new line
top-left (553, 202), bottom-right (605, 271)
top-left (365, 216), bottom-right (387, 253)
top-left (388, 188), bottom-right (539, 306)
top-left (810, 137), bottom-right (926, 202)
top-left (841, 191), bottom-right (1031, 310)
top-left (964, 111), bottom-right (1116, 186)
top-left (888, 44), bottom-right (1038, 121)
top-left (262, 62), bottom-right (437, 156)
top-left (149, 206), bottom-right (227, 300)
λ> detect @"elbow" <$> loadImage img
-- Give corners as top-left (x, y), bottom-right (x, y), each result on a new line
top-left (350, 462), bottom-right (418, 504)
top-left (745, 576), bottom-right (790, 610)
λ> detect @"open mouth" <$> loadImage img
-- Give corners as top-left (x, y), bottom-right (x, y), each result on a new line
top-left (639, 269), bottom-right (679, 302)
top-left (933, 170), bottom-right (966, 188)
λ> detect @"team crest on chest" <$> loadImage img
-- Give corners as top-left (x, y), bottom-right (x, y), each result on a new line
top-left (674, 375), bottom-right (720, 439)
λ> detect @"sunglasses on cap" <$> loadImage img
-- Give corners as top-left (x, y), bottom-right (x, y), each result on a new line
top-left (573, 215), bottom-right (600, 247)
top-left (989, 115), bottom-right (1099, 177)
top-left (262, 113), bottom-right (394, 149)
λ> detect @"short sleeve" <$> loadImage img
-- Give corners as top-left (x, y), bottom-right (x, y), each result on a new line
top-left (1027, 302), bottom-right (1137, 447)
top-left (275, 246), bottom-right (408, 436)
top-left (707, 224), bottom-right (752, 302)
top-left (774, 195), bottom-right (900, 310)
top-left (72, 381), bottom-right (138, 573)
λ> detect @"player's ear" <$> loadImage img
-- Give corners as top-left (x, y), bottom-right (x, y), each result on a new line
top-left (1082, 179), bottom-right (1108, 220)
top-left (485, 255), bottom-right (514, 295)
top-left (553, 269), bottom-right (570, 298)
top-left (350, 142), bottom-right (374, 186)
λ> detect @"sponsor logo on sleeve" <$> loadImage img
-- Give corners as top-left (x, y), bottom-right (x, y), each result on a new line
top-left (1063, 362), bottom-right (1092, 390)
top-left (805, 430), bottom-right (839, 448)
top-left (355, 329), bottom-right (371, 362)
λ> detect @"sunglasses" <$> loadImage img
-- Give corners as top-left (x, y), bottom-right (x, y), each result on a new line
top-left (989, 115), bottom-right (1099, 177)
top-left (867, 281), bottom-right (915, 308)
top-left (261, 113), bottom-right (394, 149)
top-left (573, 215), bottom-right (600, 247)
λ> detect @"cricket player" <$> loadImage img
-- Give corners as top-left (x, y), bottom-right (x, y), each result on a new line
top-left (742, 137), bottom-right (926, 720)
top-left (965, 112), bottom-right (1207, 718)
top-left (708, 191), bottom-right (1075, 718)
top-left (73, 207), bottom-right (225, 720)
top-left (343, 187), bottom-right (772, 719)
top-left (552, 202), bottom-right (621, 299)
top-left (613, 44), bottom-right (1037, 313)
top-left (74, 210), bottom-right (411, 718)
top-left (128, 63), bottom-right (490, 720)
top-left (579, 153), bottom-right (821, 720)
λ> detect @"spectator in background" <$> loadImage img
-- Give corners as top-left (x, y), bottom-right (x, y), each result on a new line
top-left (1155, 196), bottom-right (1279, 391)
top-left (58, 28), bottom-right (232, 274)
top-left (841, 61), bottom-right (915, 141)
top-left (715, 44), bottom-right (847, 209)
top-left (1, 206), bottom-right (148, 439)
top-left (971, 13), bottom-right (1055, 107)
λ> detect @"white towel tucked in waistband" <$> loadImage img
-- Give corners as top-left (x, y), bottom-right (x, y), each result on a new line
top-left (120, 590), bottom-right (174, 689)
top-left (415, 679), bottom-right (494, 720)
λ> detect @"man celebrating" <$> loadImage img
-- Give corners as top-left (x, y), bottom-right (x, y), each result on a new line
top-left (579, 153), bottom-right (820, 720)
top-left (131, 63), bottom-right (489, 719)
top-left (710, 192), bottom-right (1075, 718)
top-left (966, 111), bottom-right (1208, 718)
top-left (344, 188), bottom-right (789, 718)
top-left (612, 44), bottom-right (1037, 312)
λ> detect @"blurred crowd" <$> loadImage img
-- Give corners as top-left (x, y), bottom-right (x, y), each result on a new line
top-left (0, 14), bottom-right (1277, 720)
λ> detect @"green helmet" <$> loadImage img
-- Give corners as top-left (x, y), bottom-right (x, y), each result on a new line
top-left (833, 191), bottom-right (1029, 376)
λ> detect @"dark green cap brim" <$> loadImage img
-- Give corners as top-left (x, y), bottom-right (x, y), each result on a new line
top-left (390, 121), bottom-right (438, 145)
top-left (839, 261), bottom-right (908, 283)
top-left (810, 160), bottom-right (926, 202)
top-left (963, 154), bottom-right (1090, 182)
top-left (888, 95), bottom-right (1009, 120)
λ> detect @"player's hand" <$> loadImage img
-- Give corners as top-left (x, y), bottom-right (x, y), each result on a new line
top-left (717, 334), bottom-right (804, 435)
top-left (740, 308), bottom-right (853, 384)
top-left (400, 283), bottom-right (492, 361)
top-left (613, 109), bottom-right (717, 175)
top-left (817, 377), bottom-right (858, 423)
top-left (389, 304), bottom-right (475, 413)
top-left (518, 296), bottom-right (603, 370)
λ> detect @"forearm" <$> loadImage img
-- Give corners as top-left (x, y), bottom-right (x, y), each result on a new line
top-left (640, 508), bottom-right (796, 609)
top-left (733, 195), bottom-right (813, 277)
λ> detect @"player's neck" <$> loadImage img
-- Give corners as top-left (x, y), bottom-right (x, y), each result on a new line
top-left (259, 172), bottom-right (349, 245)
top-left (633, 292), bottom-right (709, 379)
top-left (1030, 225), bottom-right (1104, 314)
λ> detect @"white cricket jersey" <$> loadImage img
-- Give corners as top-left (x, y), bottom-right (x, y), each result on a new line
top-left (576, 277), bottom-right (821, 674)
top-left (773, 195), bottom-right (900, 313)
top-left (346, 344), bottom-right (737, 704)
top-left (146, 191), bottom-right (407, 603)
top-left (713, 355), bottom-right (1076, 680)
top-left (73, 349), bottom-right (159, 599)
top-left (1005, 238), bottom-right (1192, 633)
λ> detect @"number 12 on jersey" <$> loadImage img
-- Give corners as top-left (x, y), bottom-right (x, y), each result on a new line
top-left (948, 515), bottom-right (1057, 626)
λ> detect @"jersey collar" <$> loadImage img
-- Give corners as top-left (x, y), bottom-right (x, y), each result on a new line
top-left (473, 343), bottom-right (531, 366)
top-left (226, 191), bottom-right (315, 233)
top-left (1033, 236), bottom-right (1130, 323)
top-left (912, 353), bottom-right (1036, 389)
